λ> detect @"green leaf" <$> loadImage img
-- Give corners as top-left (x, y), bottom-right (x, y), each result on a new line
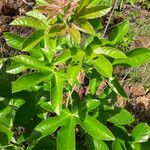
top-left (27, 136), bottom-right (56, 150)
top-left (0, 74), bottom-right (12, 98)
top-left (67, 64), bottom-right (81, 86)
top-left (12, 55), bottom-right (51, 72)
top-left (30, 110), bottom-right (70, 140)
top-left (108, 21), bottom-right (130, 45)
top-left (50, 72), bottom-right (65, 115)
top-left (6, 61), bottom-right (27, 74)
top-left (0, 125), bottom-right (13, 146)
top-left (89, 70), bottom-right (102, 95)
top-left (79, 116), bottom-right (115, 141)
top-left (132, 123), bottom-right (150, 143)
top-left (75, 19), bottom-right (95, 34)
top-left (57, 118), bottom-right (76, 150)
top-left (68, 26), bottom-right (81, 43)
top-left (107, 108), bottom-right (134, 125)
top-left (12, 72), bottom-right (51, 93)
top-left (93, 55), bottom-right (113, 78)
top-left (112, 140), bottom-right (123, 150)
top-left (4, 32), bottom-right (24, 50)
top-left (86, 134), bottom-right (109, 150)
top-left (74, 99), bottom-right (101, 116)
top-left (108, 77), bottom-right (128, 98)
top-left (93, 45), bottom-right (127, 59)
top-left (87, 0), bottom-right (102, 7)
top-left (22, 30), bottom-right (46, 51)
top-left (54, 50), bottom-right (73, 65)
top-left (13, 94), bottom-right (37, 126)
top-left (54, 48), bottom-right (79, 65)
top-left (77, 0), bottom-right (90, 13)
top-left (35, 0), bottom-right (48, 5)
top-left (26, 10), bottom-right (47, 22)
top-left (4, 32), bottom-right (43, 57)
top-left (79, 6), bottom-right (111, 19)
top-left (113, 48), bottom-right (150, 67)
top-left (0, 58), bottom-right (7, 69)
top-left (10, 16), bottom-right (48, 30)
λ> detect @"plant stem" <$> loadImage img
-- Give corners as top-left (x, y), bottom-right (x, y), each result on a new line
top-left (103, 0), bottom-right (119, 37)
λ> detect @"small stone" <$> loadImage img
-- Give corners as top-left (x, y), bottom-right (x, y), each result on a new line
top-left (116, 96), bottom-right (126, 107)
top-left (131, 85), bottom-right (146, 96)
top-left (136, 96), bottom-right (150, 110)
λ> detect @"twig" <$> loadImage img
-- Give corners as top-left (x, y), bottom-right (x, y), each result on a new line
top-left (22, 0), bottom-right (34, 5)
top-left (121, 68), bottom-right (132, 83)
top-left (103, 0), bottom-right (119, 37)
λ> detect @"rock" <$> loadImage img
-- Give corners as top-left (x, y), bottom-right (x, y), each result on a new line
top-left (131, 85), bottom-right (146, 96)
top-left (123, 83), bottom-right (131, 97)
top-left (134, 36), bottom-right (150, 48)
top-left (116, 96), bottom-right (126, 107)
top-left (136, 96), bottom-right (150, 110)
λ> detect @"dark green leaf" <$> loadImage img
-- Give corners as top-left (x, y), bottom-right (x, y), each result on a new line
top-left (108, 77), bottom-right (128, 98)
top-left (0, 125), bottom-right (13, 146)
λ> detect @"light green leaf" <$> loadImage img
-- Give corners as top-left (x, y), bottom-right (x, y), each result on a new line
top-left (75, 19), bottom-right (95, 34)
top-left (30, 110), bottom-right (70, 140)
top-left (0, 125), bottom-right (13, 146)
top-left (4, 32), bottom-right (24, 50)
top-left (112, 140), bottom-right (123, 150)
top-left (68, 26), bottom-right (81, 43)
top-left (26, 10), bottom-right (47, 22)
top-left (77, 0), bottom-right (90, 13)
top-left (22, 30), bottom-right (46, 51)
top-left (10, 16), bottom-right (48, 30)
top-left (93, 55), bottom-right (113, 78)
top-left (113, 48), bottom-right (150, 67)
top-left (108, 77), bottom-right (128, 98)
top-left (79, 6), bottom-right (111, 19)
top-left (54, 50), bottom-right (73, 65)
top-left (6, 61), bottom-right (27, 74)
top-left (87, 0), bottom-right (102, 7)
top-left (132, 123), bottom-right (150, 143)
top-left (108, 21), bottom-right (130, 45)
top-left (12, 72), bottom-right (51, 93)
top-left (57, 118), bottom-right (76, 150)
top-left (12, 55), bottom-right (51, 72)
top-left (50, 72), bottom-right (65, 115)
top-left (93, 45), bottom-right (127, 59)
top-left (67, 64), bottom-right (81, 86)
top-left (35, 0), bottom-right (48, 5)
top-left (54, 48), bottom-right (79, 65)
top-left (79, 116), bottom-right (115, 141)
